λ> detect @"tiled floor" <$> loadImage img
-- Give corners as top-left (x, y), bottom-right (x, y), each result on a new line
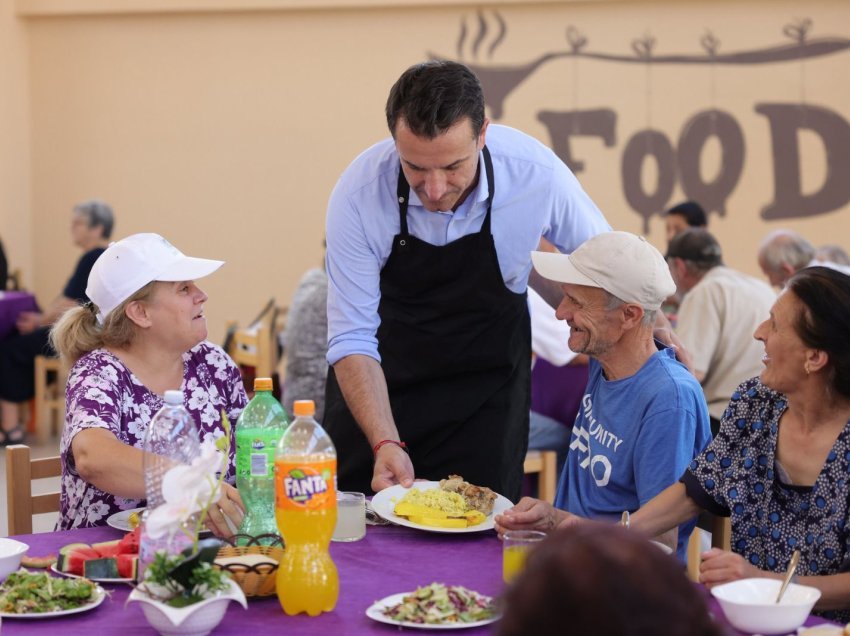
top-left (0, 435), bottom-right (62, 536)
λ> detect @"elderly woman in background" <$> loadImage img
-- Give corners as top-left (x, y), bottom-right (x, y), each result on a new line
top-left (623, 266), bottom-right (850, 621)
top-left (498, 524), bottom-right (720, 636)
top-left (50, 233), bottom-right (248, 536)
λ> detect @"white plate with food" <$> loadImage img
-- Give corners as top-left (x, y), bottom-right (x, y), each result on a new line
top-left (49, 564), bottom-right (132, 585)
top-left (0, 572), bottom-right (106, 618)
top-left (371, 478), bottom-right (513, 534)
top-left (366, 584), bottom-right (500, 630)
top-left (106, 507), bottom-right (144, 532)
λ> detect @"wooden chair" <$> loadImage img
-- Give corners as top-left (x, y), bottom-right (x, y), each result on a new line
top-left (225, 304), bottom-right (287, 383)
top-left (5, 444), bottom-right (61, 535)
top-left (6, 267), bottom-right (22, 290)
top-left (33, 355), bottom-right (68, 444)
top-left (523, 449), bottom-right (558, 503)
top-left (687, 512), bottom-right (732, 581)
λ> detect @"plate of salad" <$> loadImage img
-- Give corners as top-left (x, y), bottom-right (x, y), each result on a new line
top-left (0, 570), bottom-right (106, 618)
top-left (366, 582), bottom-right (500, 630)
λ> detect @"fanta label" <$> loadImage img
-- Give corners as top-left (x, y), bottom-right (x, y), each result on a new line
top-left (275, 459), bottom-right (337, 510)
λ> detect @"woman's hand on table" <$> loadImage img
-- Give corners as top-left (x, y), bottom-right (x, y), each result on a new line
top-left (698, 547), bottom-right (773, 588)
top-left (204, 482), bottom-right (245, 539)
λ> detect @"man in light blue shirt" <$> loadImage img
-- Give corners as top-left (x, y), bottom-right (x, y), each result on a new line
top-left (323, 61), bottom-right (610, 500)
top-left (495, 232), bottom-right (712, 560)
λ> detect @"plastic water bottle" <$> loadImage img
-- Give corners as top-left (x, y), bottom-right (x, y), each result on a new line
top-left (235, 377), bottom-right (290, 544)
top-left (139, 390), bottom-right (200, 578)
top-left (143, 390), bottom-right (201, 507)
top-left (275, 399), bottom-right (338, 616)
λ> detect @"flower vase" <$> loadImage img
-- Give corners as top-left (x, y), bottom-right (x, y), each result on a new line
top-left (128, 577), bottom-right (247, 636)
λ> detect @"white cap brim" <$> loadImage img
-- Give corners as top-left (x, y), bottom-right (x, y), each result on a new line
top-left (156, 256), bottom-right (224, 282)
top-left (531, 251), bottom-right (601, 289)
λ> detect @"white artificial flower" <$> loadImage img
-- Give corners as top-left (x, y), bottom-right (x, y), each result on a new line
top-left (145, 439), bottom-right (225, 540)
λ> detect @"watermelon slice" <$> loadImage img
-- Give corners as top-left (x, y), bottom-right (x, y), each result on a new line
top-left (91, 539), bottom-right (122, 558)
top-left (84, 557), bottom-right (119, 579)
top-left (57, 542), bottom-right (91, 572)
top-left (116, 553), bottom-right (139, 580)
top-left (117, 527), bottom-right (141, 555)
top-left (65, 546), bottom-right (100, 576)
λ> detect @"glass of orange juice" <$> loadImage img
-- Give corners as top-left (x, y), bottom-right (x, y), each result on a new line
top-left (502, 530), bottom-right (546, 583)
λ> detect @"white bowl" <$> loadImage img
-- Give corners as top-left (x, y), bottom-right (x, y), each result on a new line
top-left (0, 538), bottom-right (28, 582)
top-left (128, 577), bottom-right (247, 636)
top-left (711, 577), bottom-right (821, 635)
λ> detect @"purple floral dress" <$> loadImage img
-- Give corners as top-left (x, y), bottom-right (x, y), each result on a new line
top-left (58, 341), bottom-right (248, 530)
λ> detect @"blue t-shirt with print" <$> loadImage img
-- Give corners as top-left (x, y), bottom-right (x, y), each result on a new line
top-left (554, 345), bottom-right (712, 560)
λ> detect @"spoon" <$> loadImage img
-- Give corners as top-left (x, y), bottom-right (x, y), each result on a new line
top-left (775, 550), bottom-right (801, 603)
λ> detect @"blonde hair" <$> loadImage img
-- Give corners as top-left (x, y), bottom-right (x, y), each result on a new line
top-left (50, 281), bottom-right (157, 364)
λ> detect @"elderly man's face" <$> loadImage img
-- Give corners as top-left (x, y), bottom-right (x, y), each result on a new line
top-left (555, 283), bottom-right (623, 358)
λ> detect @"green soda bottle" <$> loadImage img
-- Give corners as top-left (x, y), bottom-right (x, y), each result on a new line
top-left (235, 377), bottom-right (291, 544)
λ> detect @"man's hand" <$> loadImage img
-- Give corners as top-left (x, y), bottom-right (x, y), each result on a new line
top-left (699, 548), bottom-right (772, 588)
top-left (494, 497), bottom-right (565, 537)
top-left (653, 313), bottom-right (694, 373)
top-left (16, 311), bottom-right (43, 335)
top-left (204, 482), bottom-right (246, 539)
top-left (371, 444), bottom-right (415, 492)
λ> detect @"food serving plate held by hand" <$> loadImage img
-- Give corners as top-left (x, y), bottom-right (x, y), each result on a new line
top-left (371, 481), bottom-right (513, 534)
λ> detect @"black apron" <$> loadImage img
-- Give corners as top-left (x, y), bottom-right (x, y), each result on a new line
top-left (324, 147), bottom-right (531, 502)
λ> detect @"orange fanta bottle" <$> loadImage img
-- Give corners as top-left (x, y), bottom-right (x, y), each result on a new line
top-left (274, 399), bottom-right (339, 615)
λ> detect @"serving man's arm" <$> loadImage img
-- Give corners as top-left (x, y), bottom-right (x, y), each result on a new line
top-left (333, 354), bottom-right (415, 491)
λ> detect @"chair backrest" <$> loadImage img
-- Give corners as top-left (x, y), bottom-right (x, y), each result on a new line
top-left (224, 304), bottom-right (287, 381)
top-left (6, 267), bottom-right (22, 291)
top-left (686, 511), bottom-right (732, 581)
top-left (523, 450), bottom-right (558, 503)
top-left (5, 444), bottom-right (61, 535)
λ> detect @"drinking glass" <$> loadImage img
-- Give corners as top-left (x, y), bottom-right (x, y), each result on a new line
top-left (502, 530), bottom-right (546, 582)
top-left (332, 491), bottom-right (366, 542)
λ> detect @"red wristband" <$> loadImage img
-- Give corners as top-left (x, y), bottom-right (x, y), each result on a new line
top-left (373, 439), bottom-right (408, 455)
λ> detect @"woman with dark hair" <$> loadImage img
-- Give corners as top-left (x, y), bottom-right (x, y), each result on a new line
top-left (498, 524), bottom-right (721, 636)
top-left (609, 266), bottom-right (850, 621)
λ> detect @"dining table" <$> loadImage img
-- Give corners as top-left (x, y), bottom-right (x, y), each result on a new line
top-left (1, 522), bottom-right (841, 635)
top-left (0, 291), bottom-right (38, 341)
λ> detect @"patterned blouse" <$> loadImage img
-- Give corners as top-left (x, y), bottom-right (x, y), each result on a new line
top-left (682, 377), bottom-right (850, 622)
top-left (58, 342), bottom-right (248, 530)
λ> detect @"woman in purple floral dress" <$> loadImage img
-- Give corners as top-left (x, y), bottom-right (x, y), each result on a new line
top-left (50, 233), bottom-right (248, 536)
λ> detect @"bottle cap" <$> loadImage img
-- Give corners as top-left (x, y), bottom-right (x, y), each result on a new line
top-left (254, 377), bottom-right (273, 392)
top-left (163, 390), bottom-right (183, 405)
top-left (293, 400), bottom-right (315, 417)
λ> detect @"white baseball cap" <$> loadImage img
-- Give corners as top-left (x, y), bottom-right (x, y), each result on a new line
top-left (530, 231), bottom-right (675, 311)
top-left (86, 233), bottom-right (224, 324)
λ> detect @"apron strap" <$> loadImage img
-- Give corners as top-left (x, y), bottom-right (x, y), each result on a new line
top-left (394, 145), bottom-right (496, 240)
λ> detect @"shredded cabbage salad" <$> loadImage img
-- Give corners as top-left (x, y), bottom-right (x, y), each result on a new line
top-left (382, 582), bottom-right (497, 624)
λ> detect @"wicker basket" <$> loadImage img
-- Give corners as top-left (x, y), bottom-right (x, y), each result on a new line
top-left (215, 540), bottom-right (284, 598)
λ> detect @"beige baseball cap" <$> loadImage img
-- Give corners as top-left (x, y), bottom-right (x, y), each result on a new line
top-left (86, 233), bottom-right (223, 324)
top-left (531, 231), bottom-right (675, 311)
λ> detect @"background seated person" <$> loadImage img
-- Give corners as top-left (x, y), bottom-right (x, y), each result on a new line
top-left (616, 267), bottom-right (850, 623)
top-left (50, 233), bottom-right (247, 536)
top-left (497, 524), bottom-right (721, 636)
top-left (0, 199), bottom-right (113, 445)
top-left (495, 231), bottom-right (712, 561)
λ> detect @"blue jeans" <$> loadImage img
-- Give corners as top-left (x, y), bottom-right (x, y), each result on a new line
top-left (528, 410), bottom-right (570, 475)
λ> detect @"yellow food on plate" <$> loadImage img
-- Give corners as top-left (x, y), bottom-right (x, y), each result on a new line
top-left (392, 481), bottom-right (492, 528)
top-left (127, 511), bottom-right (141, 529)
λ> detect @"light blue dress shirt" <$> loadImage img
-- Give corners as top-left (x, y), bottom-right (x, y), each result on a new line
top-left (325, 124), bottom-right (610, 365)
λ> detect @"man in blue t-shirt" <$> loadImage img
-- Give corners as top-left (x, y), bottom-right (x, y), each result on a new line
top-left (495, 231), bottom-right (712, 560)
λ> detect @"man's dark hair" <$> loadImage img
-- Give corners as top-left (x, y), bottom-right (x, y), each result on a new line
top-left (664, 200), bottom-right (707, 228)
top-left (385, 61), bottom-right (485, 140)
top-left (666, 228), bottom-right (723, 273)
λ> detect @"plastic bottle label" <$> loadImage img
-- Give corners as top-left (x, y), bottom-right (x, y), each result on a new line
top-left (236, 428), bottom-right (281, 479)
top-left (275, 459), bottom-right (337, 511)
top-left (249, 453), bottom-right (268, 477)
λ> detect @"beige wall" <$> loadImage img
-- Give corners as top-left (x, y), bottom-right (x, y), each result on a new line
top-left (1, 0), bottom-right (31, 288)
top-left (14, 0), bottom-right (850, 341)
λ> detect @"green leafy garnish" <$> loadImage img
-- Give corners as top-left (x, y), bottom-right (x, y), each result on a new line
top-left (0, 570), bottom-right (98, 614)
